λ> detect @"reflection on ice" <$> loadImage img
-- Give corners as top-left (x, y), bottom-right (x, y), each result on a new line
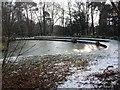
top-left (73, 44), bottom-right (104, 53)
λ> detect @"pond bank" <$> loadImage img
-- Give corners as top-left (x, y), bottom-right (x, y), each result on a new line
top-left (16, 36), bottom-right (110, 42)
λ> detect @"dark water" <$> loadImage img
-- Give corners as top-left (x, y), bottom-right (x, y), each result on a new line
top-left (8, 40), bottom-right (104, 57)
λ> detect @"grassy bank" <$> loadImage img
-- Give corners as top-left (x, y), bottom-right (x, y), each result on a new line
top-left (2, 55), bottom-right (89, 88)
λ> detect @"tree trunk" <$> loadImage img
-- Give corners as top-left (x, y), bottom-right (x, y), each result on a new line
top-left (43, 4), bottom-right (46, 36)
top-left (91, 6), bottom-right (95, 35)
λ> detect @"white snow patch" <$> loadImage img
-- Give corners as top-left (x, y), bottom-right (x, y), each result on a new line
top-left (58, 40), bottom-right (119, 88)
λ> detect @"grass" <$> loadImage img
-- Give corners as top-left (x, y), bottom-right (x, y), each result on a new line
top-left (88, 68), bottom-right (120, 88)
top-left (2, 55), bottom-right (89, 88)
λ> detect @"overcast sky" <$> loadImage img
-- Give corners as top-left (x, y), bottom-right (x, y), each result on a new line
top-left (33, 0), bottom-right (102, 26)
top-left (19, 0), bottom-right (116, 26)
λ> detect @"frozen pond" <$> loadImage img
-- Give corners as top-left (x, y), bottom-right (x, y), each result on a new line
top-left (7, 40), bottom-right (105, 57)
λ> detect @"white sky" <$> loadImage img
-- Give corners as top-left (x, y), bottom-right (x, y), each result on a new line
top-left (32, 0), bottom-right (116, 26)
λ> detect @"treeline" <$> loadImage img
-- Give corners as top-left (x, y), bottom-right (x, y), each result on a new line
top-left (2, 1), bottom-right (120, 39)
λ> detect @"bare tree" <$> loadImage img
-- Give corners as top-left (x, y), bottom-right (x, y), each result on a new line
top-left (2, 2), bottom-right (37, 77)
top-left (90, 2), bottom-right (95, 35)
top-left (110, 0), bottom-right (120, 16)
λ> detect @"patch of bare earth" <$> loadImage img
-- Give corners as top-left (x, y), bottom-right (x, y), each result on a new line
top-left (2, 55), bottom-right (89, 88)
